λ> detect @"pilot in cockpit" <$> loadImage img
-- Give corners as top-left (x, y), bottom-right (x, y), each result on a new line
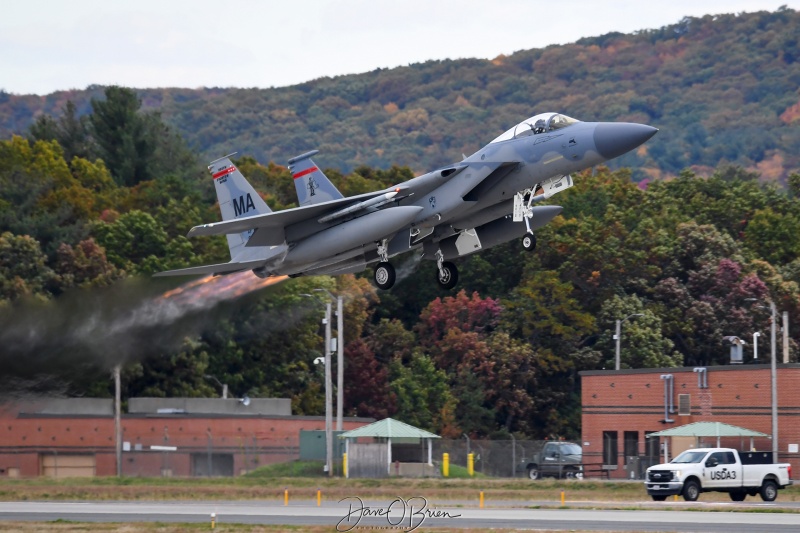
top-left (533, 119), bottom-right (546, 134)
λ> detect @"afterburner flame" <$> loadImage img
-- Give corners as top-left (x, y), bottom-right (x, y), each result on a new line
top-left (160, 272), bottom-right (288, 308)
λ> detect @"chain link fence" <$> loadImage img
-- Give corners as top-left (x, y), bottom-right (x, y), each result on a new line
top-left (5, 437), bottom-right (656, 479)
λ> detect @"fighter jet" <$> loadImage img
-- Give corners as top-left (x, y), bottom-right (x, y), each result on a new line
top-left (156, 113), bottom-right (657, 290)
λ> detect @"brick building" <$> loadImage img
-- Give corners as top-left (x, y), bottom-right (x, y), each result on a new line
top-left (0, 398), bottom-right (371, 477)
top-left (580, 364), bottom-right (800, 479)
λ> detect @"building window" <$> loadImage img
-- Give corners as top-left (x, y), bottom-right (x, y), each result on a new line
top-left (603, 431), bottom-right (618, 467)
top-left (624, 431), bottom-right (638, 459)
top-left (678, 394), bottom-right (691, 416)
top-left (645, 431), bottom-right (660, 461)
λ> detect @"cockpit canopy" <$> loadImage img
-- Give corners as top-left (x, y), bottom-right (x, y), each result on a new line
top-left (490, 113), bottom-right (580, 144)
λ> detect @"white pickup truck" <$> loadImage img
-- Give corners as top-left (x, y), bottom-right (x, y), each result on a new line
top-left (644, 448), bottom-right (792, 502)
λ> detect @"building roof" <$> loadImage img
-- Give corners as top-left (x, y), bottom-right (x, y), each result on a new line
top-left (646, 421), bottom-right (769, 438)
top-left (339, 418), bottom-right (440, 439)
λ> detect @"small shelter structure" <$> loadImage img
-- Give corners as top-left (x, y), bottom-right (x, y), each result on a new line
top-left (647, 422), bottom-right (769, 462)
top-left (339, 418), bottom-right (440, 478)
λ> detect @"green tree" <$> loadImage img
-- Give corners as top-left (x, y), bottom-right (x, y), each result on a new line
top-left (596, 294), bottom-right (681, 369)
top-left (91, 210), bottom-right (168, 272)
top-left (0, 232), bottom-right (58, 301)
top-left (27, 100), bottom-right (93, 161)
top-left (744, 208), bottom-right (800, 265)
top-left (390, 351), bottom-right (456, 433)
top-left (55, 238), bottom-right (120, 289)
top-left (89, 86), bottom-right (157, 186)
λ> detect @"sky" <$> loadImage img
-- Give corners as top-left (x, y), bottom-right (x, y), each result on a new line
top-left (2, 1), bottom-right (798, 95)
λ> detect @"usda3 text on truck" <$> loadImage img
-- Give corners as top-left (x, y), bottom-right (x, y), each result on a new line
top-left (644, 448), bottom-right (792, 502)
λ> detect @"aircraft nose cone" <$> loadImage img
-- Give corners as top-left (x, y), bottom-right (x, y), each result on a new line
top-left (594, 123), bottom-right (658, 160)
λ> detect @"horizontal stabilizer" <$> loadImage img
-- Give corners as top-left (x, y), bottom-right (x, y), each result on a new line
top-left (187, 189), bottom-right (397, 238)
top-left (153, 260), bottom-right (266, 277)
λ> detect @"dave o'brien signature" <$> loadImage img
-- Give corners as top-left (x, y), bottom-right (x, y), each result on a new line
top-left (336, 496), bottom-right (461, 532)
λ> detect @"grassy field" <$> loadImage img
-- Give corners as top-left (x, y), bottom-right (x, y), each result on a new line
top-left (0, 460), bottom-right (798, 505)
top-left (2, 461), bottom-right (796, 532)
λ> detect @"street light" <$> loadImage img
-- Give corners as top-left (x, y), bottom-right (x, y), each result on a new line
top-left (204, 374), bottom-right (229, 399)
top-left (314, 288), bottom-right (345, 432)
top-left (615, 313), bottom-right (644, 370)
top-left (301, 293), bottom-right (333, 476)
top-left (746, 298), bottom-right (778, 456)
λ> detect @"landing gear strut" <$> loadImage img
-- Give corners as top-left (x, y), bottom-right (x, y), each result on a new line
top-left (435, 250), bottom-right (458, 289)
top-left (373, 239), bottom-right (396, 290)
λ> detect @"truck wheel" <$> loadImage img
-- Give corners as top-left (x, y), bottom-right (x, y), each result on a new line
top-left (760, 480), bottom-right (778, 502)
top-left (563, 468), bottom-right (579, 479)
top-left (682, 479), bottom-right (700, 502)
top-left (729, 490), bottom-right (747, 502)
top-left (651, 495), bottom-right (667, 501)
top-left (528, 466), bottom-right (540, 480)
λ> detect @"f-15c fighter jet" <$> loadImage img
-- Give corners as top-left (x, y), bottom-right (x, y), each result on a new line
top-left (156, 113), bottom-right (657, 290)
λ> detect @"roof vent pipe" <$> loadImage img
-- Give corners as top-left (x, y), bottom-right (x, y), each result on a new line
top-left (660, 374), bottom-right (674, 423)
top-left (693, 367), bottom-right (707, 389)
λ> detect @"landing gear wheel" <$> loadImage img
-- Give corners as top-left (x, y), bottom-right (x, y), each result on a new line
top-left (374, 262), bottom-right (396, 290)
top-left (522, 234), bottom-right (537, 251)
top-left (436, 261), bottom-right (458, 289)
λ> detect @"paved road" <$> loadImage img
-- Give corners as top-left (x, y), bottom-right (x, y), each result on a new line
top-left (1, 500), bottom-right (799, 532)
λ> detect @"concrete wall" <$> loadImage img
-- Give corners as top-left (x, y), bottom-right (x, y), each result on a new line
top-left (15, 398), bottom-right (113, 416)
top-left (128, 397), bottom-right (291, 416)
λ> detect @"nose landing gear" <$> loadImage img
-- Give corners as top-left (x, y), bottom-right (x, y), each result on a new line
top-left (522, 233), bottom-right (537, 251)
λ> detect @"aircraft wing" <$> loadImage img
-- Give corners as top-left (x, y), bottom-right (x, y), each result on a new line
top-left (153, 259), bottom-right (267, 277)
top-left (187, 188), bottom-right (402, 239)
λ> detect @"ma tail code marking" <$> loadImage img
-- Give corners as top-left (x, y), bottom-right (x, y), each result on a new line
top-left (233, 193), bottom-right (256, 216)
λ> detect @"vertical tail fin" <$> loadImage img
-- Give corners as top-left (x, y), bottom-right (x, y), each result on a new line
top-left (288, 150), bottom-right (344, 206)
top-left (208, 154), bottom-right (272, 260)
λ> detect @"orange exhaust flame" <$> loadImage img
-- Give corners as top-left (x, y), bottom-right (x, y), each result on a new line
top-left (160, 272), bottom-right (289, 308)
top-left (100, 272), bottom-right (289, 337)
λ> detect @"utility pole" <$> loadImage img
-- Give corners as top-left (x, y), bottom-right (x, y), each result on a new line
top-left (336, 295), bottom-right (343, 431)
top-left (615, 314), bottom-right (643, 370)
top-left (324, 301), bottom-right (333, 476)
top-left (746, 297), bottom-right (780, 457)
top-left (113, 364), bottom-right (122, 477)
top-left (769, 300), bottom-right (778, 456)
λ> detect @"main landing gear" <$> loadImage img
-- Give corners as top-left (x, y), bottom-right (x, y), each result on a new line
top-left (373, 258), bottom-right (459, 291)
top-left (435, 250), bottom-right (458, 290)
top-left (372, 242), bottom-right (459, 291)
top-left (373, 239), bottom-right (396, 290)
top-left (374, 262), bottom-right (396, 290)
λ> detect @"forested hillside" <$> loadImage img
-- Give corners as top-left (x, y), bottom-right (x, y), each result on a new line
top-left (1, 8), bottom-right (799, 183)
top-left (1, 9), bottom-right (800, 440)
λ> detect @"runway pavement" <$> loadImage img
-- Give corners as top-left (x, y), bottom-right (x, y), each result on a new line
top-left (1, 500), bottom-right (799, 532)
